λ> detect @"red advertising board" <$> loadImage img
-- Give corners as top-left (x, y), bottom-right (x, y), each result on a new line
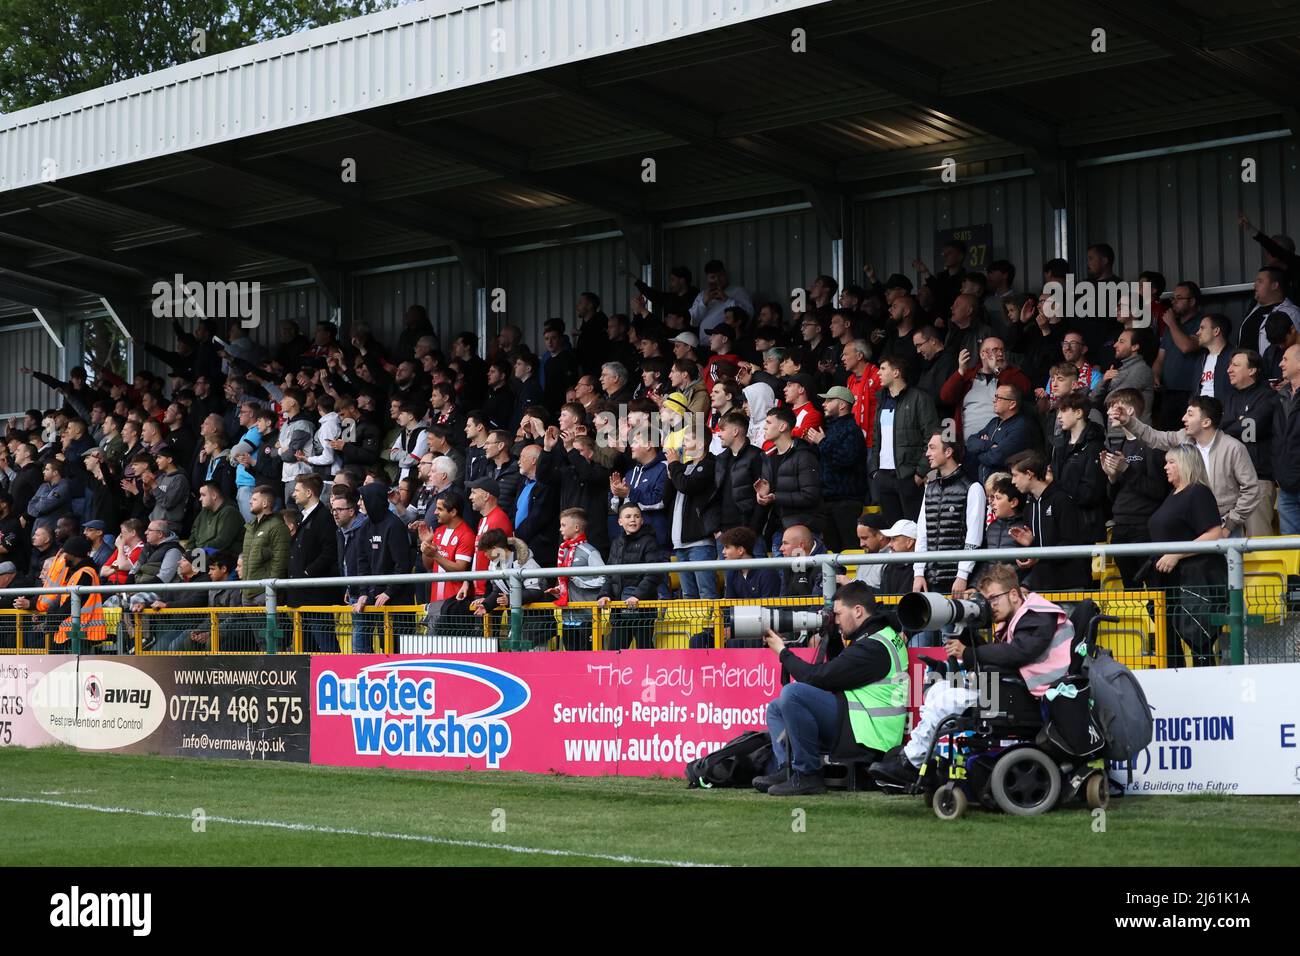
top-left (311, 649), bottom-right (941, 777)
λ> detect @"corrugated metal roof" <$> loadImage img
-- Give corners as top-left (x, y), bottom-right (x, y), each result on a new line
top-left (0, 0), bottom-right (834, 195)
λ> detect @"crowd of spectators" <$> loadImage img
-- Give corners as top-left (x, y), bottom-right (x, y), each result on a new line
top-left (2, 215), bottom-right (1297, 663)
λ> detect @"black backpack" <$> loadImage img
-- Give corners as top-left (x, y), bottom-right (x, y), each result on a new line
top-left (1084, 647), bottom-right (1154, 762)
top-left (685, 732), bottom-right (773, 789)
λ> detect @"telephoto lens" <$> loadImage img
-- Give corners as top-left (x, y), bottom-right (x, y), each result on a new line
top-left (896, 591), bottom-right (991, 631)
top-left (732, 606), bottom-right (826, 641)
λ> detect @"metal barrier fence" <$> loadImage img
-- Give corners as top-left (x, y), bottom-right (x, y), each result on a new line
top-left (3, 538), bottom-right (1299, 666)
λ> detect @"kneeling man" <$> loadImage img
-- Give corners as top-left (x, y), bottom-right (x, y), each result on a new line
top-left (757, 581), bottom-right (910, 796)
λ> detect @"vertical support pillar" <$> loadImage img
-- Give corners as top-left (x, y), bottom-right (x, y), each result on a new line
top-left (1226, 547), bottom-right (1246, 666)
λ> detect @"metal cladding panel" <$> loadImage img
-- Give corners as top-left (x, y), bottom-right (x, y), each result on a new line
top-left (496, 236), bottom-right (634, 347)
top-left (663, 210), bottom-right (836, 315)
top-left (1077, 138), bottom-right (1300, 291)
top-left (0, 324), bottom-right (61, 415)
top-left (0, 0), bottom-right (833, 194)
top-left (854, 175), bottom-right (1054, 290)
top-left (354, 260), bottom-right (480, 346)
top-left (248, 284), bottom-right (335, 348)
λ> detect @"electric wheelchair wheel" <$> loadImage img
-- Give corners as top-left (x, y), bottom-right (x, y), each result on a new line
top-left (990, 748), bottom-right (1061, 816)
top-left (1085, 772), bottom-right (1110, 810)
top-left (933, 783), bottom-right (967, 821)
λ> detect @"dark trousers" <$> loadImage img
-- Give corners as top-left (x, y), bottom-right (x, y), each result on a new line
top-left (606, 608), bottom-right (658, 650)
top-left (871, 469), bottom-right (924, 531)
top-left (302, 610), bottom-right (340, 653)
top-left (824, 498), bottom-right (865, 553)
top-left (1110, 523), bottom-right (1150, 589)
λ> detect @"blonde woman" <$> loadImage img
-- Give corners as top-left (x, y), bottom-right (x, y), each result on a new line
top-left (1145, 445), bottom-right (1227, 668)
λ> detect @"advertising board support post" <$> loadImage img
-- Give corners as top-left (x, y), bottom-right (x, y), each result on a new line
top-left (1226, 549), bottom-right (1246, 666)
top-left (507, 570), bottom-right (523, 651)
top-left (69, 587), bottom-right (82, 656)
top-left (820, 554), bottom-right (836, 611)
top-left (264, 583), bottom-right (277, 655)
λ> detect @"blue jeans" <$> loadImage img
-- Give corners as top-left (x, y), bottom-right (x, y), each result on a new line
top-left (236, 485), bottom-right (255, 523)
top-left (304, 612), bottom-right (339, 653)
top-left (766, 681), bottom-right (841, 775)
top-left (674, 544), bottom-right (718, 599)
top-left (1281, 489), bottom-right (1300, 535)
top-left (352, 613), bottom-right (383, 654)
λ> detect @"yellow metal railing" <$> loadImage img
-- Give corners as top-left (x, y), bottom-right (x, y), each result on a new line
top-left (0, 588), bottom-right (1206, 668)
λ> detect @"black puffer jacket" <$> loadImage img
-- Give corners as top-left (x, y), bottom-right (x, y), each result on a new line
top-left (492, 459), bottom-right (524, 519)
top-left (711, 442), bottom-right (765, 531)
top-left (599, 525), bottom-right (665, 600)
top-left (667, 455), bottom-right (719, 542)
top-left (1050, 419), bottom-right (1107, 542)
top-left (760, 440), bottom-right (823, 536)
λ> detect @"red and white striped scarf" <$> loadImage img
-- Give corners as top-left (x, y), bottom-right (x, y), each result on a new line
top-left (554, 532), bottom-right (587, 606)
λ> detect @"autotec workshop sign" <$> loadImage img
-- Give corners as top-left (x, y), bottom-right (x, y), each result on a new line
top-left (0, 655), bottom-right (310, 762)
top-left (311, 649), bottom-right (792, 776)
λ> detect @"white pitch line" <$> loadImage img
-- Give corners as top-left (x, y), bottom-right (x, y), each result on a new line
top-left (0, 796), bottom-right (722, 868)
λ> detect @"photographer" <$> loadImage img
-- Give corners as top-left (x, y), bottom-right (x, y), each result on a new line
top-left (754, 581), bottom-right (909, 797)
top-left (870, 564), bottom-right (1073, 788)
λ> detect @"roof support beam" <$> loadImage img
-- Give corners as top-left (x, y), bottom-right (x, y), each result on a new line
top-left (0, 278), bottom-right (66, 312)
top-left (194, 146), bottom-right (486, 246)
top-left (743, 16), bottom-right (1061, 162)
top-left (41, 182), bottom-right (340, 271)
top-left (533, 68), bottom-right (839, 191)
top-left (1088, 1), bottom-right (1300, 120)
top-left (352, 114), bottom-right (649, 222)
top-left (0, 209), bottom-right (211, 281)
top-left (0, 245), bottom-right (141, 300)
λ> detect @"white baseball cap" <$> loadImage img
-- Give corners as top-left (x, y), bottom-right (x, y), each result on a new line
top-left (880, 519), bottom-right (918, 539)
top-left (671, 332), bottom-right (698, 347)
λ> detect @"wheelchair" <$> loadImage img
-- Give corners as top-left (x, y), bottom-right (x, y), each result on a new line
top-left (902, 601), bottom-right (1118, 821)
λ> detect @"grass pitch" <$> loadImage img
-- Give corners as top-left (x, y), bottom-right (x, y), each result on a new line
top-left (1, 747), bottom-right (1296, 866)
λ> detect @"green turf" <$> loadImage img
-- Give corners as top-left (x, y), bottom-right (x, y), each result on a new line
top-left (0, 747), bottom-right (1296, 866)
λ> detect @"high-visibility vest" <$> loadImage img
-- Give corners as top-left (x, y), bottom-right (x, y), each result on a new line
top-left (35, 553), bottom-right (69, 613)
top-left (54, 565), bottom-right (107, 645)
top-left (844, 625), bottom-right (910, 752)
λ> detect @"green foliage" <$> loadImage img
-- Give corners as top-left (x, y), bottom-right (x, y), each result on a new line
top-left (0, 0), bottom-right (400, 114)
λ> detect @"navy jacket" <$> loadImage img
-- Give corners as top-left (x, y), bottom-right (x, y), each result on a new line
top-left (817, 414), bottom-right (868, 500)
top-left (724, 566), bottom-right (782, 600)
top-left (965, 412), bottom-right (1034, 484)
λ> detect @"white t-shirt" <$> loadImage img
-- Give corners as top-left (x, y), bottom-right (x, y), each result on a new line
top-left (1199, 352), bottom-right (1218, 396)
top-left (879, 407), bottom-right (896, 470)
top-left (1196, 435), bottom-right (1214, 475)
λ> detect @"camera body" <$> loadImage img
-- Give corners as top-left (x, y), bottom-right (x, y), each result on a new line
top-left (733, 605), bottom-right (828, 644)
top-left (896, 591), bottom-right (992, 633)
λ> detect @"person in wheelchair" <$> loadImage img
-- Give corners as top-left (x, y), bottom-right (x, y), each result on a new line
top-left (870, 562), bottom-right (1073, 788)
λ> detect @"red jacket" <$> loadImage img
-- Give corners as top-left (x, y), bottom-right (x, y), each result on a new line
top-left (939, 365), bottom-right (1033, 442)
top-left (472, 507), bottom-right (514, 596)
top-left (848, 365), bottom-right (881, 447)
